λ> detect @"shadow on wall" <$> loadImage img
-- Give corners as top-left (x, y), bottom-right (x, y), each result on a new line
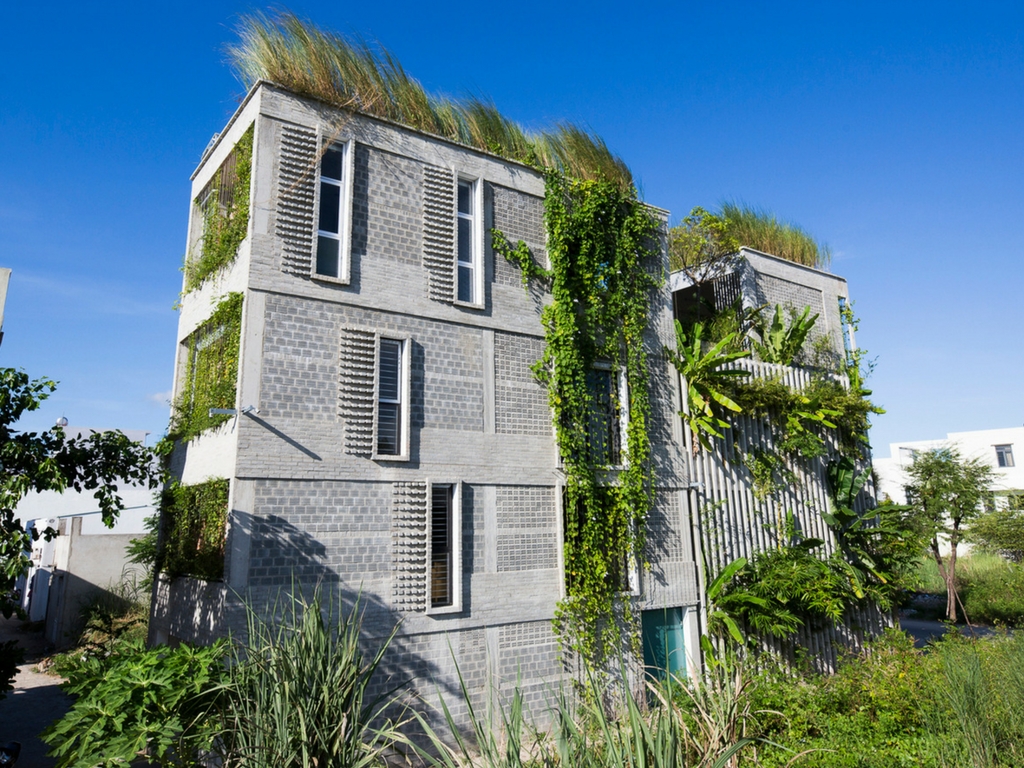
top-left (152, 510), bottom-right (468, 723)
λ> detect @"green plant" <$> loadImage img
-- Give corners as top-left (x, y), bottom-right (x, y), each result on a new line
top-left (905, 447), bottom-right (997, 622)
top-left (668, 206), bottom-right (739, 276)
top-left (969, 494), bottom-right (1024, 561)
top-left (719, 202), bottom-right (831, 269)
top-left (496, 170), bottom-right (659, 667)
top-left (170, 292), bottom-right (244, 442)
top-left (665, 319), bottom-right (751, 454)
top-left (158, 478), bottom-right (229, 581)
top-left (751, 305), bottom-right (819, 366)
top-left (42, 638), bottom-right (228, 767)
top-left (184, 125), bottom-right (253, 293)
top-left (210, 588), bottom-right (404, 768)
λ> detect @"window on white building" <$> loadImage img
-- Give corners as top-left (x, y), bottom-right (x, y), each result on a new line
top-left (996, 444), bottom-right (1015, 468)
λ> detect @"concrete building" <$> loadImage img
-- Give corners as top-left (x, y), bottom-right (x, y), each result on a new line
top-left (151, 82), bottom-right (700, 714)
top-left (875, 427), bottom-right (1024, 504)
top-left (153, 80), bottom-right (878, 703)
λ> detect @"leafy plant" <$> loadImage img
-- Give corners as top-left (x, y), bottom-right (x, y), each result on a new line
top-left (169, 292), bottom-right (244, 442)
top-left (42, 638), bottom-right (228, 767)
top-left (665, 320), bottom-right (751, 454)
top-left (158, 478), bottom-right (229, 581)
top-left (184, 125), bottom-right (253, 293)
top-left (751, 304), bottom-right (819, 366)
top-left (209, 588), bottom-right (405, 768)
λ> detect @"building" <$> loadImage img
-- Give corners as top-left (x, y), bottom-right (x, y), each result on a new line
top-left (152, 79), bottom-right (879, 705)
top-left (874, 427), bottom-right (1024, 505)
top-left (150, 82), bottom-right (700, 715)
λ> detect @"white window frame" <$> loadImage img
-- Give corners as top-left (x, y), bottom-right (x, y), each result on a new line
top-left (426, 480), bottom-right (463, 615)
top-left (453, 176), bottom-right (485, 309)
top-left (996, 444), bottom-right (1015, 468)
top-left (371, 333), bottom-right (411, 462)
top-left (312, 138), bottom-right (355, 285)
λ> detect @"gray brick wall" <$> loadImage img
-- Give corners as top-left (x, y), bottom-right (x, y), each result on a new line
top-left (494, 331), bottom-right (549, 437)
top-left (492, 183), bottom-right (546, 287)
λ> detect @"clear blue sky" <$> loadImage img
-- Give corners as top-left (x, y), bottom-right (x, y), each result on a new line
top-left (2, 2), bottom-right (1022, 456)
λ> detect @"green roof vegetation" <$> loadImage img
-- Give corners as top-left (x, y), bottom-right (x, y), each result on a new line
top-left (720, 202), bottom-right (832, 268)
top-left (228, 12), bottom-right (633, 191)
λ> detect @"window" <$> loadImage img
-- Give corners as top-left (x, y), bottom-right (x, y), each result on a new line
top-left (587, 366), bottom-right (625, 466)
top-left (314, 141), bottom-right (354, 282)
top-left (456, 178), bottom-right (483, 306)
top-left (374, 337), bottom-right (409, 459)
top-left (427, 482), bottom-right (462, 613)
top-left (996, 444), bottom-right (1015, 468)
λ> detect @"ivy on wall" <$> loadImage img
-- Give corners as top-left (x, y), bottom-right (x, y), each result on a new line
top-left (170, 292), bottom-right (244, 442)
top-left (184, 124), bottom-right (254, 293)
top-left (158, 477), bottom-right (230, 581)
top-left (495, 170), bottom-right (661, 665)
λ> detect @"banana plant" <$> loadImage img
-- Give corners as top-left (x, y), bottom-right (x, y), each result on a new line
top-left (752, 304), bottom-right (819, 365)
top-left (666, 320), bottom-right (751, 453)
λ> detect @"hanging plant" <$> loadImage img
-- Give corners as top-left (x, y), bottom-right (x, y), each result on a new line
top-left (495, 170), bottom-right (660, 665)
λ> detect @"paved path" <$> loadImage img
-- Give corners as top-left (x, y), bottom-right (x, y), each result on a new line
top-left (0, 617), bottom-right (70, 768)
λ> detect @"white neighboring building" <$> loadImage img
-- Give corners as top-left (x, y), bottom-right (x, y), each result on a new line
top-left (15, 428), bottom-right (157, 647)
top-left (874, 427), bottom-right (1024, 505)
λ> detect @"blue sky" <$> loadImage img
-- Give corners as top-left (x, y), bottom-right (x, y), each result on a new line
top-left (2, 2), bottom-right (1022, 456)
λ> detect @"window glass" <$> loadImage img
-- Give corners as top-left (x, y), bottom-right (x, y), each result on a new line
top-left (315, 142), bottom-right (349, 279)
top-left (996, 444), bottom-right (1015, 468)
top-left (456, 179), bottom-right (478, 304)
top-left (431, 484), bottom-right (454, 608)
top-left (377, 339), bottom-right (403, 455)
top-left (587, 367), bottom-right (621, 465)
top-left (321, 146), bottom-right (344, 181)
top-left (318, 182), bottom-right (341, 233)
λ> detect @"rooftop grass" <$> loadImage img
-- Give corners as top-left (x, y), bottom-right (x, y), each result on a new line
top-left (228, 12), bottom-right (633, 191)
top-left (721, 202), bottom-right (832, 269)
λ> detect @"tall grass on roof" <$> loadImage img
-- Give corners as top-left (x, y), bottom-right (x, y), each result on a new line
top-left (228, 11), bottom-right (633, 190)
top-left (721, 202), bottom-right (832, 269)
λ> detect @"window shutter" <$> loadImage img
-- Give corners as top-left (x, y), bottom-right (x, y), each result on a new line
top-left (392, 481), bottom-right (428, 611)
top-left (277, 124), bottom-right (318, 277)
top-left (338, 328), bottom-right (376, 457)
top-left (422, 165), bottom-right (456, 303)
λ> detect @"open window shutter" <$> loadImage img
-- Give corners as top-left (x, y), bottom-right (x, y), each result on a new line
top-left (392, 481), bottom-right (428, 611)
top-left (338, 328), bottom-right (376, 457)
top-left (422, 165), bottom-right (456, 303)
top-left (277, 124), bottom-right (318, 277)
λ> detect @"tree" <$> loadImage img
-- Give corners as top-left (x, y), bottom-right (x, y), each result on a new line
top-left (968, 492), bottom-right (1024, 561)
top-left (904, 446), bottom-right (995, 622)
top-left (0, 369), bottom-right (166, 697)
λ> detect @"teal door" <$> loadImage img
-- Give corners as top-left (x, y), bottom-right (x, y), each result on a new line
top-left (642, 607), bottom-right (687, 680)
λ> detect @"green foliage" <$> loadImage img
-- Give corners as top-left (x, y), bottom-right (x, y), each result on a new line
top-left (719, 202), bottom-right (831, 269)
top-left (957, 556), bottom-right (1024, 627)
top-left (170, 292), bottom-right (244, 442)
top-left (498, 170), bottom-right (660, 665)
top-left (969, 494), bottom-right (1024, 561)
top-left (491, 229), bottom-right (551, 286)
top-left (668, 206), bottom-right (738, 275)
top-left (184, 125), bottom-right (253, 293)
top-left (751, 304), bottom-right (819, 366)
top-left (209, 588), bottom-right (403, 768)
top-left (906, 446), bottom-right (997, 622)
top-left (0, 369), bottom-right (167, 619)
top-left (665, 320), bottom-right (751, 454)
top-left (229, 13), bottom-right (634, 191)
top-left (126, 513), bottom-right (160, 589)
top-left (42, 638), bottom-right (228, 768)
top-left (158, 478), bottom-right (229, 581)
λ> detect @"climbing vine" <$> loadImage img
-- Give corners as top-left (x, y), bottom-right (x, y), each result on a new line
top-left (495, 170), bottom-right (660, 666)
top-left (158, 478), bottom-right (230, 581)
top-left (170, 292), bottom-right (244, 442)
top-left (184, 125), bottom-right (254, 293)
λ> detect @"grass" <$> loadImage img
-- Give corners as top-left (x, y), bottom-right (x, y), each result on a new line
top-left (720, 203), bottom-right (831, 269)
top-left (228, 11), bottom-right (634, 191)
top-left (914, 552), bottom-right (1024, 627)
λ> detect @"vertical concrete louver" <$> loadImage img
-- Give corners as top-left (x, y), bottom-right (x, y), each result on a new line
top-left (391, 481), bottom-right (428, 611)
top-left (277, 125), bottom-right (318, 276)
top-left (338, 328), bottom-right (376, 457)
top-left (422, 165), bottom-right (456, 303)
